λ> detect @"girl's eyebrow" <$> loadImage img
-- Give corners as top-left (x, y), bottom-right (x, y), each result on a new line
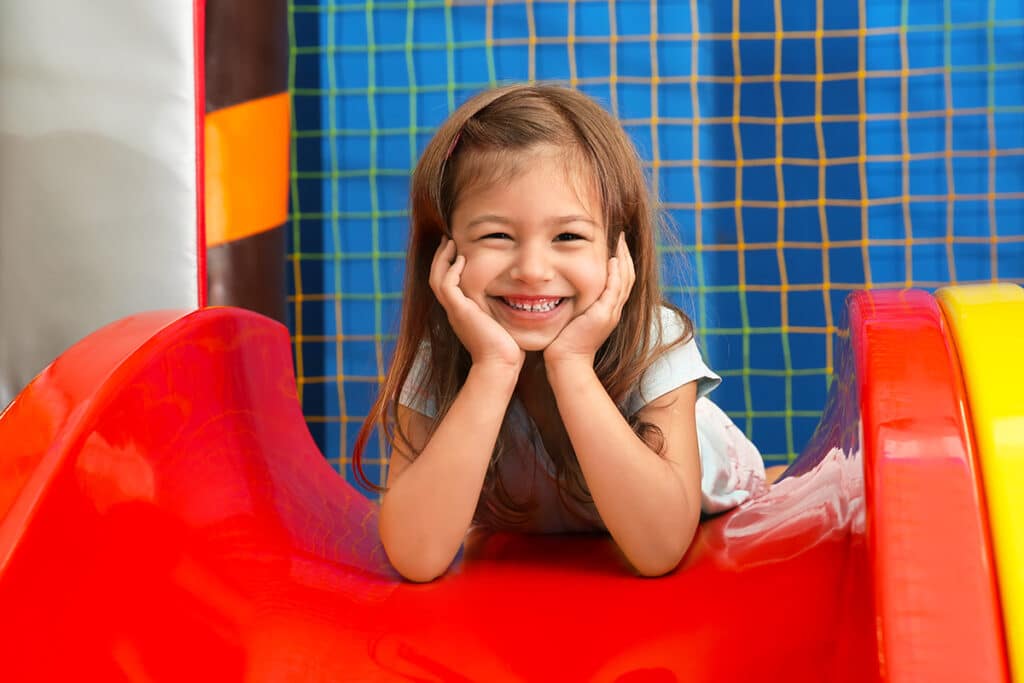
top-left (465, 214), bottom-right (513, 229)
top-left (464, 213), bottom-right (598, 229)
top-left (550, 214), bottom-right (598, 226)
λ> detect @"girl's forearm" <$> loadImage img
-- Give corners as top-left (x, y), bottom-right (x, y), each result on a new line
top-left (545, 360), bottom-right (700, 576)
top-left (379, 362), bottom-right (519, 582)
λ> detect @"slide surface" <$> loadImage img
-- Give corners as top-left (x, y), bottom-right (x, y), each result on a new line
top-left (851, 289), bottom-right (1006, 682)
top-left (0, 290), bottom-right (1007, 681)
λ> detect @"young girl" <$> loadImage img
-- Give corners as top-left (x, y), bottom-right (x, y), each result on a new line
top-left (353, 84), bottom-right (768, 582)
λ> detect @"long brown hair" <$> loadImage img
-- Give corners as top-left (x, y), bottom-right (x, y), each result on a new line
top-left (352, 83), bottom-right (693, 523)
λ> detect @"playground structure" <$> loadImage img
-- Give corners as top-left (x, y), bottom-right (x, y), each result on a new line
top-left (0, 283), bottom-right (1021, 680)
top-left (2, 1), bottom-right (1024, 680)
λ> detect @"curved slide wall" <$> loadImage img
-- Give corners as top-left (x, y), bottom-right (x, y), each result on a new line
top-left (0, 289), bottom-right (1009, 681)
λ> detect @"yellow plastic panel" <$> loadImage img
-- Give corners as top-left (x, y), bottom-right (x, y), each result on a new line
top-left (937, 283), bottom-right (1024, 680)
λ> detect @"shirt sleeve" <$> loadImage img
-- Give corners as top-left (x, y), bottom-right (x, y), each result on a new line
top-left (624, 306), bottom-right (722, 415)
top-left (397, 342), bottom-right (438, 417)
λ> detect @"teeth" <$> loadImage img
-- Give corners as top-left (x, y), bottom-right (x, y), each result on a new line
top-left (504, 297), bottom-right (561, 312)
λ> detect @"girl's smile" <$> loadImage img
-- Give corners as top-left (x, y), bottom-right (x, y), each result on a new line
top-left (498, 295), bottom-right (564, 313)
top-left (490, 294), bottom-right (570, 330)
top-left (449, 147), bottom-right (609, 351)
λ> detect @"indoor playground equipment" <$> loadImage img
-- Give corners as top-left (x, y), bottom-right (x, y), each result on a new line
top-left (2, 0), bottom-right (1024, 681)
top-left (0, 282), bottom-right (1021, 680)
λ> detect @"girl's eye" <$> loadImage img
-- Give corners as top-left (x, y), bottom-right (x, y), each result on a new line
top-left (554, 232), bottom-right (584, 242)
top-left (482, 232), bottom-right (512, 240)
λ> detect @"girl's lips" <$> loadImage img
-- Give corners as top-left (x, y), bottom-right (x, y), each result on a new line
top-left (490, 295), bottom-right (568, 317)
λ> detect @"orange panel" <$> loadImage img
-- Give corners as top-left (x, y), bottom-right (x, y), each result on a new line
top-left (204, 92), bottom-right (290, 247)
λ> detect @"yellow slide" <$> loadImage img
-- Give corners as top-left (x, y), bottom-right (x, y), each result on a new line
top-left (937, 283), bottom-right (1024, 680)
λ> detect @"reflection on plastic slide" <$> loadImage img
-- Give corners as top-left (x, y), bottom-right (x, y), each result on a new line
top-left (0, 289), bottom-right (1011, 681)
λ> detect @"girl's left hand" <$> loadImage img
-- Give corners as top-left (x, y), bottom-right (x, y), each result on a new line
top-left (544, 233), bottom-right (635, 366)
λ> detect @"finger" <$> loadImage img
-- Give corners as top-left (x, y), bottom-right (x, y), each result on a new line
top-left (429, 238), bottom-right (455, 298)
top-left (429, 237), bottom-right (449, 277)
top-left (613, 260), bottom-right (629, 315)
top-left (593, 256), bottom-right (621, 313)
top-left (615, 256), bottom-right (632, 318)
top-left (442, 253), bottom-right (466, 292)
top-left (616, 236), bottom-right (635, 312)
top-left (435, 236), bottom-right (453, 261)
top-left (599, 250), bottom-right (626, 321)
top-left (443, 256), bottom-right (478, 318)
top-left (428, 242), bottom-right (443, 294)
top-left (618, 242), bottom-right (634, 307)
top-left (621, 234), bottom-right (635, 282)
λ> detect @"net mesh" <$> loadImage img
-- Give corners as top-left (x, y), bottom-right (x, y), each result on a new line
top-left (288, 0), bottom-right (1024, 487)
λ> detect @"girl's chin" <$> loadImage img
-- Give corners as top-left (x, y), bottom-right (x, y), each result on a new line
top-left (510, 332), bottom-right (559, 352)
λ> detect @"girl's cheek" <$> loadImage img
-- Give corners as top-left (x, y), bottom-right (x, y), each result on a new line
top-left (456, 256), bottom-right (488, 296)
top-left (581, 256), bottom-right (611, 290)
top-left (462, 250), bottom-right (500, 275)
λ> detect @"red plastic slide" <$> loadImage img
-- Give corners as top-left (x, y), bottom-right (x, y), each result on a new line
top-left (0, 291), bottom-right (1006, 681)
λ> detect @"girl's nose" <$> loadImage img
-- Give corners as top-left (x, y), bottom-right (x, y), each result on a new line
top-left (509, 242), bottom-right (554, 283)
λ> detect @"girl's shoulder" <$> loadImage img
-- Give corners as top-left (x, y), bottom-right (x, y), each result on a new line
top-left (653, 304), bottom-right (690, 346)
top-left (625, 305), bottom-right (720, 414)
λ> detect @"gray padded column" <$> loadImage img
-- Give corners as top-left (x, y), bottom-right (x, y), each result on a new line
top-left (1, 1), bottom-right (202, 407)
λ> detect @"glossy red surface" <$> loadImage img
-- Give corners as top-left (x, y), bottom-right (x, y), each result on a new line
top-left (0, 295), bottom-right (1004, 681)
top-left (850, 290), bottom-right (1008, 682)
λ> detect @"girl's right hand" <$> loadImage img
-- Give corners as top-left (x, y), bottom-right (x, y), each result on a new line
top-left (429, 237), bottom-right (525, 370)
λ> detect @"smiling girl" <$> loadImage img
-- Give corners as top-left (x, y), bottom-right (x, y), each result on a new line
top-left (353, 84), bottom-right (768, 582)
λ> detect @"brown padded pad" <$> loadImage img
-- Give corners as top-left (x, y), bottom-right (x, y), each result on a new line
top-left (205, 0), bottom-right (287, 113)
top-left (206, 224), bottom-right (288, 324)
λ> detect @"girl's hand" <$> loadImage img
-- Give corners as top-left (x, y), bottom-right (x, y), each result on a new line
top-left (544, 233), bottom-right (636, 367)
top-left (429, 237), bottom-right (525, 370)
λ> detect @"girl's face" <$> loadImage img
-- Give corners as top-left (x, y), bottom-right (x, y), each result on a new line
top-left (449, 149), bottom-right (610, 352)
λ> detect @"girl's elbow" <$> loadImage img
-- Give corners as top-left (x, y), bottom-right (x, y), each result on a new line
top-left (631, 518), bottom-right (699, 577)
top-left (635, 563), bottom-right (676, 578)
top-left (393, 558), bottom-right (448, 583)
top-left (379, 503), bottom-right (463, 582)
top-left (382, 539), bottom-right (453, 582)
top-left (632, 548), bottom-right (686, 577)
top-left (379, 521), bottom-right (455, 582)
